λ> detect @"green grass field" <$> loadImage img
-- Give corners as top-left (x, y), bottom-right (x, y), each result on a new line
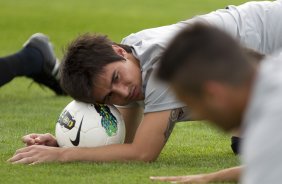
top-left (0, 0), bottom-right (248, 183)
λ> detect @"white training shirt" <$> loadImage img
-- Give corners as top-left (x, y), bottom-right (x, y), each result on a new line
top-left (194, 0), bottom-right (282, 55)
top-left (241, 51), bottom-right (282, 184)
top-left (119, 0), bottom-right (282, 113)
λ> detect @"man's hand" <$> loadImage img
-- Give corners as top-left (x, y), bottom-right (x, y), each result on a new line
top-left (150, 166), bottom-right (241, 183)
top-left (150, 175), bottom-right (209, 184)
top-left (22, 133), bottom-right (58, 147)
top-left (7, 145), bottom-right (63, 165)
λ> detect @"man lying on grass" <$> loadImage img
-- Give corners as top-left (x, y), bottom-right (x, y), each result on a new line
top-left (8, 0), bottom-right (282, 165)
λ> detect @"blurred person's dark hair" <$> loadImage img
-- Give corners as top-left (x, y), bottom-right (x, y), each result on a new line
top-left (158, 23), bottom-right (264, 97)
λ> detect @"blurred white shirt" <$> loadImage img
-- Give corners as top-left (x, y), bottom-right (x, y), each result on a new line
top-left (241, 51), bottom-right (282, 184)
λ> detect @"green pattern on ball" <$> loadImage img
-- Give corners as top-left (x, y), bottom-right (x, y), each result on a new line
top-left (94, 104), bottom-right (118, 136)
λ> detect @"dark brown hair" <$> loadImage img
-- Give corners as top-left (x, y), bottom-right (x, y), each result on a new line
top-left (60, 33), bottom-right (132, 103)
top-left (158, 23), bottom-right (262, 96)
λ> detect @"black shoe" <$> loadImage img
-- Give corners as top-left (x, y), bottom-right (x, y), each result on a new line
top-left (231, 136), bottom-right (241, 155)
top-left (24, 33), bottom-right (66, 95)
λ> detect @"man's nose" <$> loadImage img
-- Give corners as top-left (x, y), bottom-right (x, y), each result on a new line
top-left (112, 84), bottom-right (129, 98)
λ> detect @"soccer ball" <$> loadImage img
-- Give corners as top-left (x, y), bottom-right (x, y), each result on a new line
top-left (55, 100), bottom-right (126, 148)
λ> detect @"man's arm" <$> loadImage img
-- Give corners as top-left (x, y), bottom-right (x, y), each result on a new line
top-left (8, 107), bottom-right (188, 164)
top-left (150, 166), bottom-right (242, 183)
top-left (117, 106), bottom-right (143, 143)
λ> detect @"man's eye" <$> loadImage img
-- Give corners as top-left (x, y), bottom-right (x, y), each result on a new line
top-left (114, 74), bottom-right (119, 82)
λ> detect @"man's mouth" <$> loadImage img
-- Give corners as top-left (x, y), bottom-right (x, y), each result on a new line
top-left (128, 86), bottom-right (137, 101)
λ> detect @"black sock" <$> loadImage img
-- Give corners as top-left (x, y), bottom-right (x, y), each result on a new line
top-left (231, 136), bottom-right (241, 155)
top-left (0, 47), bottom-right (43, 87)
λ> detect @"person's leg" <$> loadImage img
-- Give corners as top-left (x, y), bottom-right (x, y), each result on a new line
top-left (0, 33), bottom-right (65, 95)
top-left (0, 47), bottom-right (43, 86)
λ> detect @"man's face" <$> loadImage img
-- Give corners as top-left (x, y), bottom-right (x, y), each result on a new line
top-left (93, 59), bottom-right (144, 105)
top-left (172, 83), bottom-right (243, 132)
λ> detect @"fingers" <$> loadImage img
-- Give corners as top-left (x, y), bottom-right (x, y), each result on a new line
top-left (8, 146), bottom-right (44, 165)
top-left (10, 156), bottom-right (42, 165)
top-left (29, 161), bottom-right (40, 165)
top-left (150, 176), bottom-right (207, 184)
top-left (10, 157), bottom-right (33, 164)
top-left (35, 133), bottom-right (53, 145)
top-left (22, 133), bottom-right (56, 146)
top-left (22, 134), bottom-right (38, 146)
top-left (8, 145), bottom-right (60, 165)
top-left (14, 146), bottom-right (33, 155)
top-left (150, 176), bottom-right (185, 182)
top-left (7, 149), bottom-right (34, 164)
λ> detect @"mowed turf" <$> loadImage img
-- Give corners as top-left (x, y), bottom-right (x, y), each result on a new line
top-left (0, 0), bottom-right (248, 183)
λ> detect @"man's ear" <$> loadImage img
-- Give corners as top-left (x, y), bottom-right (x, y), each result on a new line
top-left (203, 81), bottom-right (230, 108)
top-left (112, 45), bottom-right (127, 58)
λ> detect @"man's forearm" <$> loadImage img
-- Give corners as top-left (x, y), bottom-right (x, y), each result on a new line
top-left (59, 143), bottom-right (147, 162)
top-left (203, 166), bottom-right (242, 182)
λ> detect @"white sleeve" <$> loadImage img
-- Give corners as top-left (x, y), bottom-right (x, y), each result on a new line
top-left (193, 0), bottom-right (282, 54)
top-left (143, 69), bottom-right (185, 113)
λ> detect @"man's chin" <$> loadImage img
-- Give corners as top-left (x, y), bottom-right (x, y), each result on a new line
top-left (115, 99), bottom-right (142, 106)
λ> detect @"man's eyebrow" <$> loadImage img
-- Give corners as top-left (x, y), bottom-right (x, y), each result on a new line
top-left (101, 70), bottom-right (116, 104)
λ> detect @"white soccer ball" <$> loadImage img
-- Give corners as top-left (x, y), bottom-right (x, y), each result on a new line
top-left (55, 100), bottom-right (126, 148)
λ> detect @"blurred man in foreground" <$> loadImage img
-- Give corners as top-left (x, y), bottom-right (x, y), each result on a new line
top-left (152, 23), bottom-right (282, 184)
